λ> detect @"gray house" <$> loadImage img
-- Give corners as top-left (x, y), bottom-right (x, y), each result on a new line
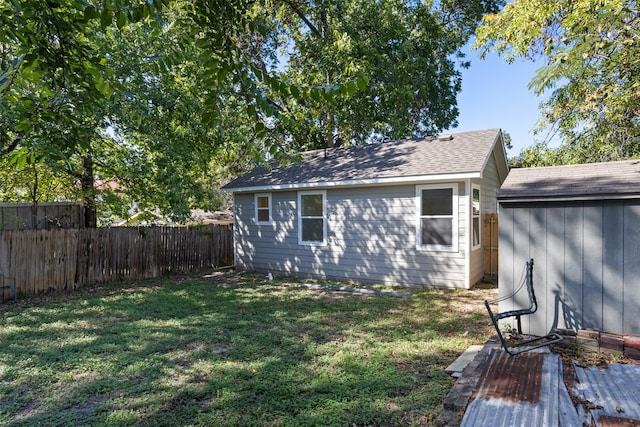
top-left (221, 128), bottom-right (509, 289)
top-left (497, 159), bottom-right (640, 336)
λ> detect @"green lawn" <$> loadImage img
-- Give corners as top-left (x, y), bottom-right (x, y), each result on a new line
top-left (0, 271), bottom-right (496, 426)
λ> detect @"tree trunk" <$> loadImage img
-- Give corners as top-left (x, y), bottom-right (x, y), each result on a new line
top-left (325, 112), bottom-right (335, 148)
top-left (29, 163), bottom-right (38, 229)
top-left (320, 4), bottom-right (336, 149)
top-left (81, 153), bottom-right (97, 228)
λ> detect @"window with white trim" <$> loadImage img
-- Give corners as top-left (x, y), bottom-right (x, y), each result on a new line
top-left (298, 191), bottom-right (326, 245)
top-left (416, 184), bottom-right (458, 251)
top-left (255, 193), bottom-right (272, 224)
top-left (471, 184), bottom-right (481, 250)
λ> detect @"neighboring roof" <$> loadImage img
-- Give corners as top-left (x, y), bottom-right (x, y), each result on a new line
top-left (498, 159), bottom-right (640, 202)
top-left (186, 209), bottom-right (233, 225)
top-left (95, 179), bottom-right (125, 192)
top-left (115, 209), bottom-right (233, 226)
top-left (222, 129), bottom-right (507, 192)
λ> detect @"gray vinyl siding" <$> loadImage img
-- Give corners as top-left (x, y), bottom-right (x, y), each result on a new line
top-left (481, 152), bottom-right (501, 213)
top-left (498, 199), bottom-right (640, 336)
top-left (469, 152), bottom-right (503, 286)
top-left (234, 184), bottom-right (469, 288)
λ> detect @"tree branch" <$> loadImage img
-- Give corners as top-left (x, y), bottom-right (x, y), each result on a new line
top-left (0, 132), bottom-right (22, 157)
top-left (282, 0), bottom-right (322, 38)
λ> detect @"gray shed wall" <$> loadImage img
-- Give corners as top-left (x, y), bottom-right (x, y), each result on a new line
top-left (498, 200), bottom-right (640, 336)
top-left (234, 184), bottom-right (470, 288)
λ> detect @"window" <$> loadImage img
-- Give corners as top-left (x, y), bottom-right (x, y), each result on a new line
top-left (255, 193), bottom-right (271, 224)
top-left (472, 184), bottom-right (481, 250)
top-left (416, 184), bottom-right (458, 251)
top-left (298, 191), bottom-right (326, 245)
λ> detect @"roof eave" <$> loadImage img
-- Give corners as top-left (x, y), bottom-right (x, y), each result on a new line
top-left (221, 172), bottom-right (482, 193)
top-left (498, 193), bottom-right (640, 203)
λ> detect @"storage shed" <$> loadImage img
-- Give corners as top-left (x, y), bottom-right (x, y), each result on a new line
top-left (497, 159), bottom-right (640, 336)
top-left (222, 129), bottom-right (509, 289)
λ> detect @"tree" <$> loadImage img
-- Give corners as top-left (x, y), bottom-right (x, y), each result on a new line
top-left (1, 0), bottom-right (325, 225)
top-left (1, 0), bottom-right (504, 225)
top-left (475, 0), bottom-right (640, 163)
top-left (97, 8), bottom-right (255, 223)
top-left (0, 0), bottom-right (162, 157)
top-left (510, 136), bottom-right (640, 168)
top-left (0, 156), bottom-right (76, 203)
top-left (0, 0), bottom-right (172, 225)
top-left (261, 0), bottom-right (504, 148)
top-left (1, 1), bottom-right (244, 225)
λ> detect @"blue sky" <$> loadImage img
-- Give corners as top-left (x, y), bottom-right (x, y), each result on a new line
top-left (444, 48), bottom-right (549, 158)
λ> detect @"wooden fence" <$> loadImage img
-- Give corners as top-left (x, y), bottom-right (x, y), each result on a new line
top-left (0, 225), bottom-right (233, 299)
top-left (0, 202), bottom-right (84, 230)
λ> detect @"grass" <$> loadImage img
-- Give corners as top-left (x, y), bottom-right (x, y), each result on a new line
top-left (0, 271), bottom-right (496, 426)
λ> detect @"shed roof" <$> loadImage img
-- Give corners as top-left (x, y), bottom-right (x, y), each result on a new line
top-left (222, 128), bottom-right (507, 192)
top-left (498, 159), bottom-right (640, 202)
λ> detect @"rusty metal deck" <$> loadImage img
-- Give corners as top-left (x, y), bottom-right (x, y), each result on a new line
top-left (573, 361), bottom-right (640, 426)
top-left (457, 347), bottom-right (640, 426)
top-left (461, 348), bottom-right (570, 426)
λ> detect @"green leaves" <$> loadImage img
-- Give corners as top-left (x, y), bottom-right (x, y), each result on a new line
top-left (0, 0), bottom-right (501, 223)
top-left (100, 7), bottom-right (113, 27)
top-left (476, 0), bottom-right (640, 158)
top-left (84, 5), bottom-right (100, 21)
top-left (9, 147), bottom-right (29, 169)
top-left (0, 0), bottom-right (173, 224)
top-left (269, 0), bottom-right (498, 148)
top-left (254, 121), bottom-right (267, 138)
top-left (116, 10), bottom-right (127, 29)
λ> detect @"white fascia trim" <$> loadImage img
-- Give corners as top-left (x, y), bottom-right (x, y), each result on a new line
top-left (254, 193), bottom-right (272, 225)
top-left (464, 179), bottom-right (471, 289)
top-left (297, 190), bottom-right (328, 246)
top-left (471, 183), bottom-right (481, 252)
top-left (232, 204), bottom-right (239, 268)
top-left (415, 183), bottom-right (459, 253)
top-left (222, 172), bottom-right (481, 193)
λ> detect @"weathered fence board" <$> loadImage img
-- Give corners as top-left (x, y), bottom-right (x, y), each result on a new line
top-left (0, 225), bottom-right (233, 299)
top-left (0, 202), bottom-right (84, 230)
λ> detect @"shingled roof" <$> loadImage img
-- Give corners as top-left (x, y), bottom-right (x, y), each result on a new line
top-left (222, 129), bottom-right (506, 192)
top-left (498, 159), bottom-right (640, 201)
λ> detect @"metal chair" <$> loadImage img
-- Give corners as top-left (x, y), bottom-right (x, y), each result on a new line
top-left (485, 259), bottom-right (562, 356)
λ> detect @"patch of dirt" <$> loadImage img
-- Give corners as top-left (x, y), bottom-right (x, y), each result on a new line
top-left (8, 399), bottom-right (42, 424)
top-left (552, 343), bottom-right (637, 369)
top-left (208, 343), bottom-right (232, 354)
top-left (471, 279), bottom-right (498, 290)
top-left (550, 342), bottom-right (639, 421)
top-left (67, 394), bottom-right (110, 422)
